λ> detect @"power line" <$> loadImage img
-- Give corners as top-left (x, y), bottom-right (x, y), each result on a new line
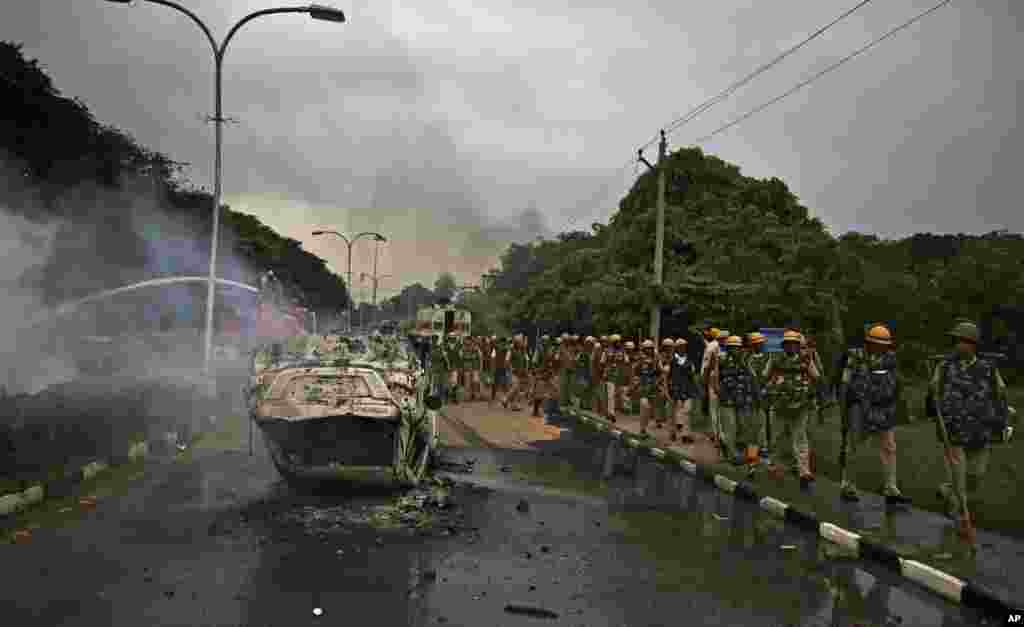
top-left (641, 0), bottom-right (877, 153)
top-left (559, 0), bottom-right (876, 233)
top-left (694, 0), bottom-right (953, 145)
top-left (560, 0), bottom-right (952, 235)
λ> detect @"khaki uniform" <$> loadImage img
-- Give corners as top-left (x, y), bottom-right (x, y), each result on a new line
top-left (701, 339), bottom-right (722, 442)
top-left (631, 351), bottom-right (661, 434)
top-left (601, 345), bottom-right (629, 422)
top-left (505, 342), bottom-right (529, 410)
top-left (763, 351), bottom-right (821, 478)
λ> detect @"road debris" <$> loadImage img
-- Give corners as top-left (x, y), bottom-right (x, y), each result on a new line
top-left (780, 545), bottom-right (797, 551)
top-left (504, 604), bottom-right (560, 619)
top-left (516, 498), bottom-right (530, 513)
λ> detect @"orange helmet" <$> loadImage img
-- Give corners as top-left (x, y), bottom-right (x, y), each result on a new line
top-left (782, 329), bottom-right (802, 344)
top-left (865, 324), bottom-right (894, 346)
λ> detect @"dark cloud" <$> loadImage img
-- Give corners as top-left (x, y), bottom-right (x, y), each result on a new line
top-left (0, 0), bottom-right (1020, 298)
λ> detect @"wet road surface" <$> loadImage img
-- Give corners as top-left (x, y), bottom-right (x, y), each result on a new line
top-left (0, 409), bottom-right (997, 626)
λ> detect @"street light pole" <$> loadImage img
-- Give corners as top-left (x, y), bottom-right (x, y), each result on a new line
top-left (106, 1), bottom-right (347, 379)
top-left (312, 230), bottom-right (387, 332)
top-left (639, 130), bottom-right (667, 345)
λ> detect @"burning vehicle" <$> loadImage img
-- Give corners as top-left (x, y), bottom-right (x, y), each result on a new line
top-left (247, 334), bottom-right (442, 487)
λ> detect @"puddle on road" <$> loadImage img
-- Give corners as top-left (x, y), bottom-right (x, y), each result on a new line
top-left (438, 430), bottom-right (995, 627)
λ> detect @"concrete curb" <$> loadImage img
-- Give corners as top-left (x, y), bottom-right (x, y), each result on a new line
top-left (564, 407), bottom-right (1021, 620)
top-left (0, 439), bottom-right (152, 519)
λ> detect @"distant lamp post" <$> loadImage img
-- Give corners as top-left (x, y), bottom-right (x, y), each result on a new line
top-left (312, 230), bottom-right (387, 332)
top-left (105, 0), bottom-right (347, 379)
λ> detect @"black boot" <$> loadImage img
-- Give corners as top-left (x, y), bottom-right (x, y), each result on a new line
top-left (532, 400), bottom-right (541, 417)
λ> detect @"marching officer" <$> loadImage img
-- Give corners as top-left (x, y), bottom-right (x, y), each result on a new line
top-left (930, 320), bottom-right (1013, 523)
top-left (446, 332), bottom-right (463, 404)
top-left (747, 332), bottom-right (771, 462)
top-left (719, 335), bottom-right (759, 468)
top-left (461, 335), bottom-right (483, 402)
top-left (631, 339), bottom-right (662, 437)
top-left (763, 329), bottom-right (820, 490)
top-left (838, 323), bottom-right (910, 505)
top-left (624, 340), bottom-right (638, 414)
top-left (558, 333), bottom-right (575, 414)
top-left (591, 337), bottom-right (607, 417)
top-left (491, 336), bottom-right (512, 407)
top-left (601, 334), bottom-right (628, 423)
top-left (429, 335), bottom-right (451, 405)
top-left (666, 337), bottom-right (701, 443)
top-left (701, 327), bottom-right (723, 445)
top-left (504, 334), bottom-right (529, 411)
top-left (576, 336), bottom-right (596, 410)
top-left (657, 338), bottom-right (675, 428)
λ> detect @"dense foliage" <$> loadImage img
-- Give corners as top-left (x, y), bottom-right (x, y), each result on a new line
top-left (1, 41), bottom-right (350, 320)
top-left (480, 146), bottom-right (1024, 380)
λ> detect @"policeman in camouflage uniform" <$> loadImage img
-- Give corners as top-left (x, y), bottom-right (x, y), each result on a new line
top-left (623, 340), bottom-right (638, 414)
top-left (930, 321), bottom-right (1014, 522)
top-left (461, 336), bottom-right (484, 402)
top-left (656, 338), bottom-right (675, 428)
top-left (720, 335), bottom-right (759, 469)
top-left (491, 336), bottom-right (512, 407)
top-left (800, 334), bottom-right (826, 474)
top-left (575, 336), bottom-right (595, 410)
top-left (445, 333), bottom-right (463, 404)
top-left (665, 337), bottom-right (700, 443)
top-left (600, 334), bottom-right (628, 424)
top-left (480, 336), bottom-right (494, 398)
top-left (838, 323), bottom-right (910, 505)
top-left (747, 332), bottom-right (771, 461)
top-left (557, 333), bottom-right (575, 414)
top-left (504, 335), bottom-right (529, 411)
top-left (631, 339), bottom-right (662, 436)
top-left (591, 337), bottom-right (607, 416)
top-left (763, 329), bottom-right (820, 490)
top-left (429, 335), bottom-right (451, 405)
top-left (532, 336), bottom-right (560, 417)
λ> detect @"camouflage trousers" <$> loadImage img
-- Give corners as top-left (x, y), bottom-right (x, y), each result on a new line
top-left (714, 403), bottom-right (737, 454)
top-left (732, 404), bottom-right (761, 450)
top-left (772, 407), bottom-right (812, 477)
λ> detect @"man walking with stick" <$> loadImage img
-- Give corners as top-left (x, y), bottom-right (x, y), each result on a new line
top-left (929, 321), bottom-right (1014, 541)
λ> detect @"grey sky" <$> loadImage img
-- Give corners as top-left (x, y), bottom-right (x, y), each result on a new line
top-left (2, 1), bottom-right (1020, 298)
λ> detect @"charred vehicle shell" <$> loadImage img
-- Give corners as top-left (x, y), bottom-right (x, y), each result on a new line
top-left (247, 335), bottom-right (441, 487)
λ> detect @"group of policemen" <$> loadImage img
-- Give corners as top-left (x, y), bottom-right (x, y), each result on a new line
top-left (422, 320), bottom-right (1015, 523)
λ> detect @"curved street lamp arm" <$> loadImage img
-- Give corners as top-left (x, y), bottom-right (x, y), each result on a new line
top-left (354, 231), bottom-right (387, 244)
top-left (221, 6), bottom-right (311, 60)
top-left (142, 0), bottom-right (218, 56)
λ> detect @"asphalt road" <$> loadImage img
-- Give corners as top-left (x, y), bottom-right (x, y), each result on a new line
top-left (0, 408), bottom-right (990, 627)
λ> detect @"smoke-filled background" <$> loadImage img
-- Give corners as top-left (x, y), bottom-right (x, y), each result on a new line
top-left (0, 148), bottom-right (261, 396)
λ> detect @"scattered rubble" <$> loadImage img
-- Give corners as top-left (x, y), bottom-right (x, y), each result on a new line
top-left (504, 604), bottom-right (559, 619)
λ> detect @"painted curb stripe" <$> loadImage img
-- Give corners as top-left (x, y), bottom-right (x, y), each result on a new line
top-left (860, 538), bottom-right (903, 574)
top-left (759, 497), bottom-right (788, 519)
top-left (713, 474), bottom-right (737, 494)
top-left (22, 485), bottom-right (43, 506)
top-left (901, 559), bottom-right (965, 604)
top-left (563, 409), bottom-right (1022, 616)
top-left (0, 493), bottom-right (23, 517)
top-left (783, 506), bottom-right (819, 532)
top-left (81, 461), bottom-right (108, 481)
top-left (820, 523), bottom-right (861, 554)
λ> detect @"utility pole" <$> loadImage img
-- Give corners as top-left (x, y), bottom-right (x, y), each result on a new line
top-left (639, 130), bottom-right (668, 346)
top-left (360, 242), bottom-right (392, 328)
